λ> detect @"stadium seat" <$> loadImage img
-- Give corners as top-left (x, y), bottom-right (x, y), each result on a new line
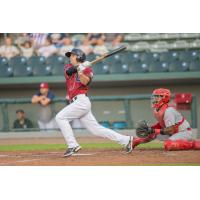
top-left (143, 33), bottom-right (161, 40)
top-left (124, 33), bottom-right (142, 41)
top-left (0, 57), bottom-right (13, 77)
top-left (10, 56), bottom-right (32, 77)
top-left (87, 53), bottom-right (97, 62)
top-left (112, 121), bottom-right (127, 129)
top-left (169, 61), bottom-right (189, 72)
top-left (190, 39), bottom-right (200, 49)
top-left (179, 33), bottom-right (200, 39)
top-left (109, 62), bottom-right (129, 74)
top-left (170, 40), bottom-right (189, 50)
top-left (149, 61), bottom-right (169, 72)
top-left (131, 42), bottom-right (150, 52)
top-left (160, 51), bottom-right (179, 62)
top-left (28, 56), bottom-right (51, 76)
top-left (47, 56), bottom-right (65, 76)
top-left (92, 62), bottom-right (109, 74)
top-left (140, 52), bottom-right (160, 62)
top-left (99, 121), bottom-right (111, 128)
top-left (150, 41), bottom-right (169, 52)
top-left (189, 61), bottom-right (200, 71)
top-left (160, 33), bottom-right (180, 40)
top-left (179, 50), bottom-right (199, 62)
top-left (129, 62), bottom-right (149, 73)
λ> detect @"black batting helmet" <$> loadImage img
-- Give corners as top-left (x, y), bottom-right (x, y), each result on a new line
top-left (65, 48), bottom-right (86, 63)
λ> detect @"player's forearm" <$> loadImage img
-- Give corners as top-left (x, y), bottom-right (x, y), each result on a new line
top-left (78, 72), bottom-right (90, 85)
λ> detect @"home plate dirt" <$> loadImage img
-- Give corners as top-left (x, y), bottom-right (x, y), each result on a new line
top-left (0, 149), bottom-right (200, 166)
top-left (0, 137), bottom-right (200, 166)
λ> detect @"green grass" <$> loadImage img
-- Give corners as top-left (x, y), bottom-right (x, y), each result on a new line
top-left (0, 141), bottom-right (163, 152)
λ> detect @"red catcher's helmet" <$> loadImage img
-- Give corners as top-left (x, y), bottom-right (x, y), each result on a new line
top-left (151, 88), bottom-right (171, 109)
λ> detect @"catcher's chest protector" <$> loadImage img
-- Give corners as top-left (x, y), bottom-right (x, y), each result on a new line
top-left (153, 104), bottom-right (169, 128)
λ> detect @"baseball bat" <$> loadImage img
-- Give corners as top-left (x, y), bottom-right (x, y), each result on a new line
top-left (90, 46), bottom-right (127, 65)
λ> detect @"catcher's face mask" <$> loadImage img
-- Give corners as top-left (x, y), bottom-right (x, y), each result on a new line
top-left (151, 94), bottom-right (164, 108)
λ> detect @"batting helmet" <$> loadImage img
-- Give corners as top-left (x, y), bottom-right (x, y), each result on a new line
top-left (65, 48), bottom-right (86, 63)
top-left (151, 88), bottom-right (171, 109)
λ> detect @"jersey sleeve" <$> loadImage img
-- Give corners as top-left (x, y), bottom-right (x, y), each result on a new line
top-left (47, 91), bottom-right (55, 100)
top-left (83, 67), bottom-right (93, 79)
top-left (163, 107), bottom-right (176, 127)
top-left (35, 91), bottom-right (41, 96)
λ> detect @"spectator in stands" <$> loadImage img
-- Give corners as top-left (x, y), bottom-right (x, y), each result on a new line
top-left (47, 33), bottom-right (67, 48)
top-left (19, 41), bottom-right (34, 58)
top-left (86, 33), bottom-right (104, 46)
top-left (93, 37), bottom-right (108, 55)
top-left (15, 33), bottom-right (30, 46)
top-left (104, 33), bottom-right (124, 49)
top-left (31, 82), bottom-right (57, 130)
top-left (29, 33), bottom-right (48, 49)
top-left (13, 109), bottom-right (33, 129)
top-left (0, 37), bottom-right (19, 59)
top-left (79, 39), bottom-right (93, 55)
top-left (58, 36), bottom-right (74, 56)
top-left (37, 38), bottom-right (57, 58)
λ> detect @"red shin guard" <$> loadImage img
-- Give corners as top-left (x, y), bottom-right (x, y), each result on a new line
top-left (164, 140), bottom-right (194, 151)
top-left (193, 140), bottom-right (200, 150)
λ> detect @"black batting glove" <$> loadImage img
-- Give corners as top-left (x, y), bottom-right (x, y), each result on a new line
top-left (66, 67), bottom-right (77, 76)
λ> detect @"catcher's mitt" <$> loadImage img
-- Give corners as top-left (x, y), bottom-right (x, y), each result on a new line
top-left (136, 120), bottom-right (153, 138)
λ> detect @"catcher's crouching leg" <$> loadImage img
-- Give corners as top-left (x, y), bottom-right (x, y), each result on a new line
top-left (164, 139), bottom-right (194, 151)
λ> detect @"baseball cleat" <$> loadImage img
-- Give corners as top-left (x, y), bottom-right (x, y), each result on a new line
top-left (64, 146), bottom-right (82, 157)
top-left (125, 136), bottom-right (133, 154)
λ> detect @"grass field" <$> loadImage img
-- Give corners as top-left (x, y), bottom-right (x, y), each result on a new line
top-left (0, 141), bottom-right (163, 151)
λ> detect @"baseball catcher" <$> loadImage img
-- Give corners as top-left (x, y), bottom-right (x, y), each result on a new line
top-left (133, 88), bottom-right (200, 150)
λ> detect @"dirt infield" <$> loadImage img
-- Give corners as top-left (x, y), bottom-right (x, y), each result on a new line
top-left (0, 149), bottom-right (200, 166)
top-left (0, 137), bottom-right (200, 166)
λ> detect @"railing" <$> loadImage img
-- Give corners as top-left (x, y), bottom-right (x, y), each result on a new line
top-left (0, 95), bottom-right (197, 132)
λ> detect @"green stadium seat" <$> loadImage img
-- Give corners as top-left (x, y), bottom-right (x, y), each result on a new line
top-left (189, 61), bottom-right (200, 71)
top-left (28, 56), bottom-right (51, 76)
top-left (87, 53), bottom-right (97, 61)
top-left (169, 61), bottom-right (189, 72)
top-left (109, 62), bottom-right (129, 74)
top-left (149, 61), bottom-right (169, 72)
top-left (129, 62), bottom-right (149, 73)
top-left (189, 39), bottom-right (200, 49)
top-left (10, 56), bottom-right (32, 77)
top-left (140, 52), bottom-right (160, 62)
top-left (160, 51), bottom-right (179, 62)
top-left (179, 50), bottom-right (199, 62)
top-left (92, 62), bottom-right (109, 74)
top-left (47, 56), bottom-right (65, 76)
top-left (0, 57), bottom-right (13, 77)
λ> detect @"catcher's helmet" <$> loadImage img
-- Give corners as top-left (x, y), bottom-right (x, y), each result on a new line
top-left (151, 88), bottom-right (171, 109)
top-left (65, 48), bottom-right (86, 63)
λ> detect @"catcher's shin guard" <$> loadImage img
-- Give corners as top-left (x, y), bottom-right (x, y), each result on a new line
top-left (193, 140), bottom-right (200, 150)
top-left (164, 139), bottom-right (194, 151)
top-left (132, 133), bottom-right (157, 148)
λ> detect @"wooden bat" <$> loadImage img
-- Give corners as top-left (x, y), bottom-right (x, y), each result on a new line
top-left (90, 46), bottom-right (127, 65)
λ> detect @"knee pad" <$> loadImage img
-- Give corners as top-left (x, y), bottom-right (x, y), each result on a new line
top-left (164, 139), bottom-right (194, 151)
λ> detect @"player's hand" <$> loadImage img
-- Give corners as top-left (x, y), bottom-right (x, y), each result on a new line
top-left (77, 64), bottom-right (86, 72)
top-left (66, 67), bottom-right (77, 76)
top-left (82, 61), bottom-right (91, 67)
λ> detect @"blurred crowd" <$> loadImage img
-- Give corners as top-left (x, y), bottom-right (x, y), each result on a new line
top-left (0, 33), bottom-right (124, 59)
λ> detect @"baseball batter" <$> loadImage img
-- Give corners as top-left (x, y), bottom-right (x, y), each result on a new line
top-left (55, 48), bottom-right (133, 157)
top-left (134, 88), bottom-right (200, 150)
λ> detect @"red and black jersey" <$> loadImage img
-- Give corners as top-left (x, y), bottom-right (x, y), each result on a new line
top-left (64, 64), bottom-right (93, 101)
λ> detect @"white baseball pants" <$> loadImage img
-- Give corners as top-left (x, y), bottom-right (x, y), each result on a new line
top-left (55, 94), bottom-right (130, 148)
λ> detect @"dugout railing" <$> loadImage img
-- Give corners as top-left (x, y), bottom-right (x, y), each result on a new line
top-left (0, 95), bottom-right (197, 132)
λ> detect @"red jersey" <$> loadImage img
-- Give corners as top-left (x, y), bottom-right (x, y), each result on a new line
top-left (64, 64), bottom-right (93, 100)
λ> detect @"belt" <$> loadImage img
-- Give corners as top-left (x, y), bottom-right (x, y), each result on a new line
top-left (69, 94), bottom-right (87, 104)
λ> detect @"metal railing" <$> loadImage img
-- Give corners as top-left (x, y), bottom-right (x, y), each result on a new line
top-left (0, 94), bottom-right (197, 132)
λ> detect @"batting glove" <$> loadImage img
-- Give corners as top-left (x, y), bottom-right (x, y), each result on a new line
top-left (82, 61), bottom-right (91, 67)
